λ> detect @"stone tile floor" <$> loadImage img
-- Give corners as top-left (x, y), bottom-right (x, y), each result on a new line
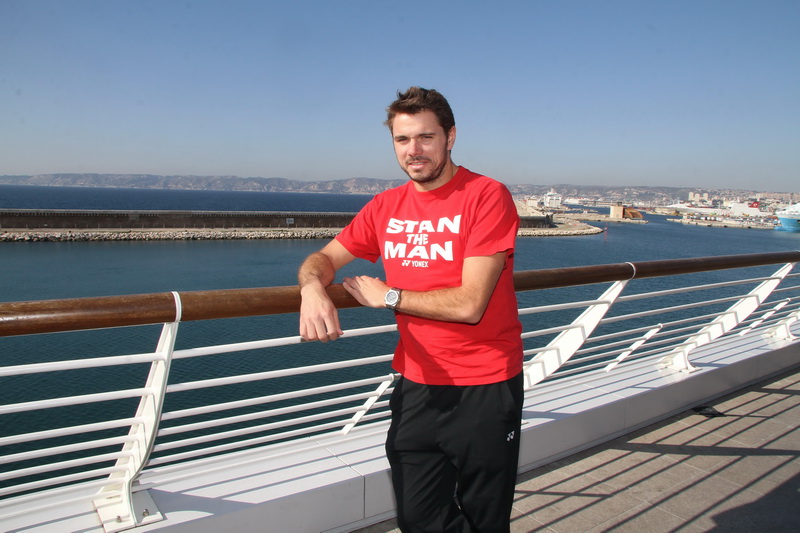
top-left (353, 366), bottom-right (800, 532)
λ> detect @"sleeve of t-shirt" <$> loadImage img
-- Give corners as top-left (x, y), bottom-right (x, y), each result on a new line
top-left (335, 198), bottom-right (382, 263)
top-left (464, 182), bottom-right (519, 258)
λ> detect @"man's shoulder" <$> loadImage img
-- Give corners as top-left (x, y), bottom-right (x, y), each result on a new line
top-left (458, 167), bottom-right (512, 195)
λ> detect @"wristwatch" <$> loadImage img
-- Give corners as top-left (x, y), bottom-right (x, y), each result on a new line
top-left (384, 287), bottom-right (402, 310)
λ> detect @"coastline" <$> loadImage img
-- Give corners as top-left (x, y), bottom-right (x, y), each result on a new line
top-left (518, 222), bottom-right (603, 237)
top-left (666, 217), bottom-right (776, 230)
top-left (0, 222), bottom-right (603, 242)
top-left (0, 228), bottom-right (341, 242)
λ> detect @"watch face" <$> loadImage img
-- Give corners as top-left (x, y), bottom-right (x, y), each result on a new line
top-left (386, 290), bottom-right (399, 305)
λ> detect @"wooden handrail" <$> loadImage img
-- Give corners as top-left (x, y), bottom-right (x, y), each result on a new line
top-left (1, 251), bottom-right (798, 337)
top-left (512, 251), bottom-right (800, 290)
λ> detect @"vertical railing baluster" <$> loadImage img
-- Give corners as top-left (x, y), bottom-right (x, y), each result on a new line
top-left (767, 299), bottom-right (799, 341)
top-left (659, 262), bottom-right (794, 372)
top-left (604, 325), bottom-right (662, 372)
top-left (93, 292), bottom-right (181, 532)
top-left (524, 280), bottom-right (629, 388)
top-left (341, 373), bottom-right (397, 435)
top-left (739, 299), bottom-right (789, 337)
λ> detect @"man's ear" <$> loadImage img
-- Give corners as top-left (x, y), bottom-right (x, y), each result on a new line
top-left (447, 126), bottom-right (457, 150)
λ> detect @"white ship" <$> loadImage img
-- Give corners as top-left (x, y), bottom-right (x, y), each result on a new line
top-left (776, 202), bottom-right (800, 231)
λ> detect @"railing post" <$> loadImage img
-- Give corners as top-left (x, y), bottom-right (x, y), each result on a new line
top-left (605, 325), bottom-right (662, 372)
top-left (766, 302), bottom-right (799, 341)
top-left (524, 280), bottom-right (629, 388)
top-left (660, 262), bottom-right (794, 372)
top-left (341, 373), bottom-right (397, 435)
top-left (739, 299), bottom-right (789, 337)
top-left (93, 292), bottom-right (181, 532)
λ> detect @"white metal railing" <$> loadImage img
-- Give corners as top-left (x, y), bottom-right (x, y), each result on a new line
top-left (1, 254), bottom-right (799, 532)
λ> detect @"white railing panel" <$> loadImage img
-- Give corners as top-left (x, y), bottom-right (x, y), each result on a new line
top-left (1, 435), bottom-right (132, 465)
top-left (1, 451), bottom-right (130, 483)
top-left (0, 353), bottom-right (163, 377)
top-left (159, 389), bottom-right (384, 437)
top-left (1, 256), bottom-right (798, 531)
top-left (0, 388), bottom-right (153, 415)
top-left (161, 374), bottom-right (393, 421)
top-left (166, 353), bottom-right (393, 392)
top-left (0, 417), bottom-right (140, 446)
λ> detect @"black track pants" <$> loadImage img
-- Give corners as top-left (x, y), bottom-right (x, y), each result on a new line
top-left (386, 373), bottom-right (524, 533)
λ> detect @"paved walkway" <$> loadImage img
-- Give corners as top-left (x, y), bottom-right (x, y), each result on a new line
top-left (355, 366), bottom-right (800, 532)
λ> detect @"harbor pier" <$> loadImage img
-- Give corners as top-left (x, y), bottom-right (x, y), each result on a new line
top-left (0, 209), bottom-right (575, 241)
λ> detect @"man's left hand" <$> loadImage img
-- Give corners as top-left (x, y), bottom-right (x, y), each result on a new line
top-left (342, 275), bottom-right (389, 309)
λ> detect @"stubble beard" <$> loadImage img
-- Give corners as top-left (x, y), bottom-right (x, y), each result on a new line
top-left (402, 152), bottom-right (449, 186)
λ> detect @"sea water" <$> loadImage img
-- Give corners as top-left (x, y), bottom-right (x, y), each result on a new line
top-left (3, 184), bottom-right (799, 303)
top-left (2, 185), bottom-right (799, 470)
top-left (3, 184), bottom-right (800, 350)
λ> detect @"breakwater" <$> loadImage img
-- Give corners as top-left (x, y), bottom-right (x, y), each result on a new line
top-left (666, 217), bottom-right (776, 230)
top-left (1, 209), bottom-right (554, 230)
top-left (1, 223), bottom-right (601, 242)
top-left (518, 225), bottom-right (603, 237)
top-left (0, 209), bottom-right (358, 231)
top-left (0, 209), bottom-right (560, 241)
top-left (0, 228), bottom-right (342, 242)
top-left (559, 213), bottom-right (647, 224)
top-left (2, 222), bottom-right (600, 242)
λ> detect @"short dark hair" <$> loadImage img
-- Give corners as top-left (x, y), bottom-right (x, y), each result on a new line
top-left (385, 87), bottom-right (455, 133)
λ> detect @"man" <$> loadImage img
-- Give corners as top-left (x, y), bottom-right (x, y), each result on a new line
top-left (298, 87), bottom-right (523, 532)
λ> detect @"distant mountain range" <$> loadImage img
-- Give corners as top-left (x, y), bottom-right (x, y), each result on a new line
top-left (0, 174), bottom-right (408, 195)
top-left (0, 173), bottom-right (757, 202)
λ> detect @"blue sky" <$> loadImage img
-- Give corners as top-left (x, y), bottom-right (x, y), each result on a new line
top-left (1, 0), bottom-right (798, 192)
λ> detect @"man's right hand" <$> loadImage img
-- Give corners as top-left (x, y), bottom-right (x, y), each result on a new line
top-left (299, 282), bottom-right (343, 342)
top-left (297, 241), bottom-right (356, 342)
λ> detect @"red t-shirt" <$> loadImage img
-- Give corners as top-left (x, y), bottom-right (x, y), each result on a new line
top-left (336, 167), bottom-right (523, 385)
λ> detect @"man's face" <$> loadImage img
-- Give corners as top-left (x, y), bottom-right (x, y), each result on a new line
top-left (391, 111), bottom-right (456, 188)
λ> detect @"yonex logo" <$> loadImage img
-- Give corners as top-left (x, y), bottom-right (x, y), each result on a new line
top-left (506, 431), bottom-right (515, 442)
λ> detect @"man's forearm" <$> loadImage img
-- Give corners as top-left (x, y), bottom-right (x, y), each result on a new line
top-left (341, 253), bottom-right (507, 324)
top-left (342, 277), bottom-right (493, 324)
top-left (298, 251), bottom-right (336, 289)
top-left (298, 250), bottom-right (345, 342)
top-left (396, 285), bottom-right (491, 324)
